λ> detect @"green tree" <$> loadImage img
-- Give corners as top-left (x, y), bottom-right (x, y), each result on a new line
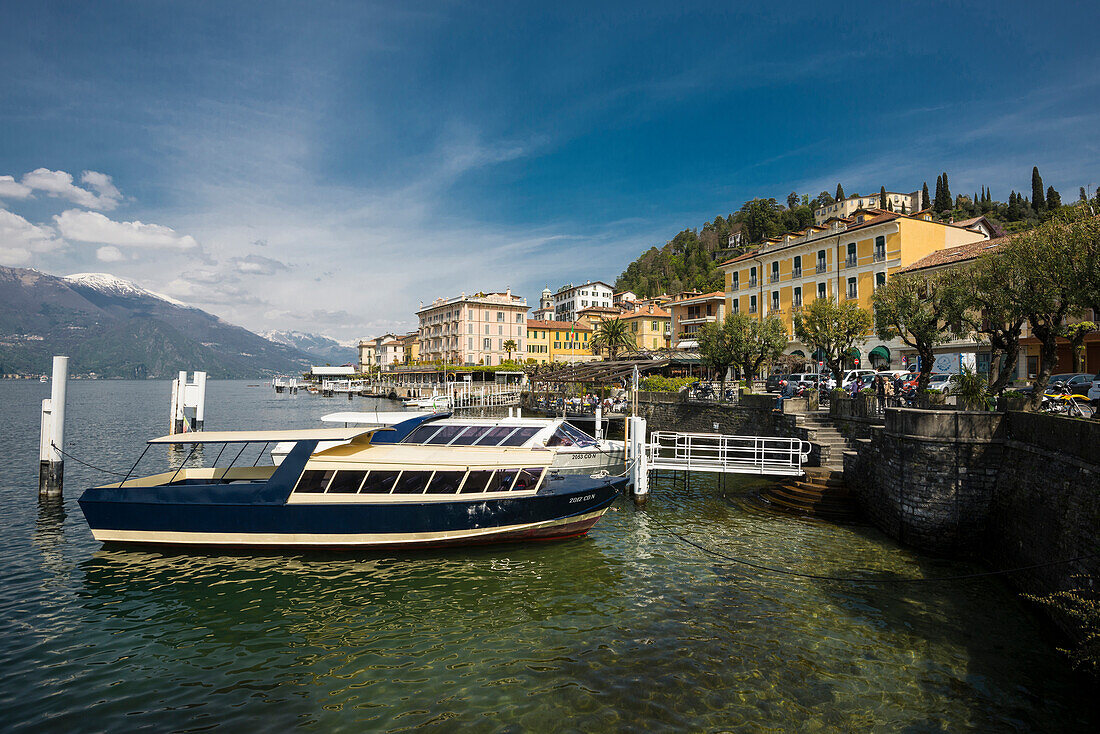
top-left (589, 318), bottom-right (636, 360)
top-left (872, 271), bottom-right (967, 391)
top-left (1080, 186), bottom-right (1088, 202)
top-left (880, 185), bottom-right (889, 211)
top-left (697, 317), bottom-right (737, 399)
top-left (739, 197), bottom-right (782, 243)
top-left (503, 339), bottom-right (517, 361)
top-left (957, 255), bottom-right (1027, 396)
top-left (1046, 185), bottom-right (1061, 210)
top-left (793, 297), bottom-right (873, 384)
top-left (921, 181), bottom-right (930, 211)
top-left (942, 171), bottom-right (950, 206)
top-left (933, 175), bottom-right (943, 212)
top-left (786, 191), bottom-right (800, 209)
top-left (1000, 208), bottom-right (1094, 408)
top-left (1032, 166), bottom-right (1046, 212)
top-left (835, 183), bottom-right (845, 202)
top-left (816, 190), bottom-right (835, 208)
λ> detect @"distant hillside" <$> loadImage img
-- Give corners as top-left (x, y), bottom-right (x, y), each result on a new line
top-left (0, 268), bottom-right (316, 378)
top-left (262, 329), bottom-right (357, 365)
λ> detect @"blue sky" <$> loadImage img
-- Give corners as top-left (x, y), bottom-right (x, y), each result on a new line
top-left (2, 1), bottom-right (1098, 340)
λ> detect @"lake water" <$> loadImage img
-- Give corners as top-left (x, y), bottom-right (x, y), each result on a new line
top-left (0, 380), bottom-right (1094, 732)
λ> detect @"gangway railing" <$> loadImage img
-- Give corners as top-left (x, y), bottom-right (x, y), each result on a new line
top-left (646, 431), bottom-right (811, 477)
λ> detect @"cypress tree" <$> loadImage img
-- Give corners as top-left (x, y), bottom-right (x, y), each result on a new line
top-left (836, 184), bottom-right (845, 202)
top-left (880, 186), bottom-right (888, 210)
top-left (921, 182), bottom-right (930, 210)
top-left (934, 175), bottom-right (943, 211)
top-left (1081, 186), bottom-right (1088, 202)
top-left (1031, 166), bottom-right (1045, 211)
top-left (1046, 185), bottom-right (1061, 209)
top-left (941, 172), bottom-right (951, 205)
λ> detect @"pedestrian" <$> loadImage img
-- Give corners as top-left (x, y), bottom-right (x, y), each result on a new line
top-left (876, 375), bottom-right (886, 406)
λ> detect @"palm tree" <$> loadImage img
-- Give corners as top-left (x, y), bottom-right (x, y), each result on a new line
top-left (590, 318), bottom-right (636, 360)
top-left (503, 339), bottom-right (517, 362)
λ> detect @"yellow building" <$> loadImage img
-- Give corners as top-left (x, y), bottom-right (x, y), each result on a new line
top-left (620, 304), bottom-right (671, 351)
top-left (399, 331), bottom-right (419, 364)
top-left (719, 209), bottom-right (988, 369)
top-left (526, 320), bottom-right (598, 364)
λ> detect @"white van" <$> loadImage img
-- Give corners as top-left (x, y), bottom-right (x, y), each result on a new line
top-left (839, 369), bottom-right (876, 388)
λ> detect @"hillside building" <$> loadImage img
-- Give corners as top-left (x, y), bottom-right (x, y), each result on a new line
top-left (553, 281), bottom-right (613, 323)
top-left (814, 190), bottom-right (920, 224)
top-left (669, 290), bottom-right (726, 349)
top-left (620, 304), bottom-right (671, 352)
top-left (531, 287), bottom-right (555, 321)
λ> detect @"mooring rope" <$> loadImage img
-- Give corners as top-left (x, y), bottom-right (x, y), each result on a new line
top-left (649, 514), bottom-right (1098, 584)
top-left (50, 443), bottom-right (130, 477)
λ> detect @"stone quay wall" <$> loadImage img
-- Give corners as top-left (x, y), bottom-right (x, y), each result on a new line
top-left (845, 409), bottom-right (1100, 620)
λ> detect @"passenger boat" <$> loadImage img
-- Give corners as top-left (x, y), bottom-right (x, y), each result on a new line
top-left (270, 411), bottom-right (625, 475)
top-left (77, 427), bottom-right (624, 549)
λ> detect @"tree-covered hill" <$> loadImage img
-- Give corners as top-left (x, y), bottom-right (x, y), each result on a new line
top-left (614, 169), bottom-right (1100, 299)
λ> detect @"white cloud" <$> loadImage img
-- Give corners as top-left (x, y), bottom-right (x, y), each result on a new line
top-left (0, 209), bottom-right (62, 266)
top-left (21, 168), bottom-right (122, 210)
top-left (230, 253), bottom-right (290, 275)
top-left (54, 209), bottom-right (200, 250)
top-left (0, 175), bottom-right (32, 200)
top-left (96, 245), bottom-right (125, 262)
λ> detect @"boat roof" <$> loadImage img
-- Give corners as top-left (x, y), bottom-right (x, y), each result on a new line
top-left (311, 441), bottom-right (555, 468)
top-left (148, 427), bottom-right (384, 444)
top-left (320, 411), bottom-right (436, 425)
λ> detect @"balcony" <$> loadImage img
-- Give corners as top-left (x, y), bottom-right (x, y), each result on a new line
top-left (748, 305), bottom-right (758, 314)
top-left (769, 273), bottom-right (779, 283)
top-left (846, 289), bottom-right (858, 300)
top-left (845, 255), bottom-right (857, 268)
top-left (873, 250), bottom-right (886, 263)
top-left (816, 262), bottom-right (827, 274)
top-left (749, 277), bottom-right (758, 288)
top-left (792, 267), bottom-right (802, 278)
top-left (793, 298), bottom-right (803, 308)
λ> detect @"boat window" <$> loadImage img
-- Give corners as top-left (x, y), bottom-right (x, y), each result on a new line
top-left (449, 425), bottom-right (492, 445)
top-left (513, 468), bottom-right (544, 492)
top-left (560, 423), bottom-right (598, 447)
top-left (426, 425), bottom-right (466, 444)
top-left (393, 471), bottom-right (431, 494)
top-left (461, 470), bottom-right (494, 493)
top-left (490, 469), bottom-right (518, 492)
top-left (499, 427), bottom-right (541, 446)
top-left (295, 469), bottom-right (333, 493)
top-left (426, 470), bottom-right (465, 494)
top-left (327, 470), bottom-right (367, 493)
top-left (403, 424), bottom-right (445, 444)
top-left (475, 426), bottom-right (520, 446)
top-left (545, 427), bottom-right (574, 447)
top-left (360, 470), bottom-right (400, 494)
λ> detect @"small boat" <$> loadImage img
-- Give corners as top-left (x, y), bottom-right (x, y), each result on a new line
top-left (77, 427), bottom-right (624, 549)
top-left (40, 375), bottom-right (48, 383)
top-left (404, 394), bottom-right (452, 409)
top-left (271, 412), bottom-right (625, 475)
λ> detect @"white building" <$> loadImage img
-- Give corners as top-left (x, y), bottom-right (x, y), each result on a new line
top-left (531, 287), bottom-right (555, 321)
top-left (417, 290), bottom-right (528, 366)
top-left (553, 280), bottom-right (614, 323)
top-left (358, 333), bottom-right (404, 372)
top-left (814, 190), bottom-right (921, 224)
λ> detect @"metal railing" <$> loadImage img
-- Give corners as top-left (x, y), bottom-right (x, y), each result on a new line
top-left (873, 250), bottom-right (886, 262)
top-left (647, 432), bottom-right (811, 476)
top-left (816, 262), bottom-right (827, 273)
top-left (845, 255), bottom-right (857, 268)
top-left (792, 267), bottom-right (802, 278)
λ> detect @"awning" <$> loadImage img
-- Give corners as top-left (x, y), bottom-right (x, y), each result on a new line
top-left (847, 347), bottom-right (861, 359)
top-left (869, 345), bottom-right (890, 362)
top-left (790, 349), bottom-right (806, 357)
top-left (148, 427), bottom-right (385, 444)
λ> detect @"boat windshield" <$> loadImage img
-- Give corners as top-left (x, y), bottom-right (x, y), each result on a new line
top-left (546, 423), bottom-right (598, 448)
top-left (401, 423), bottom-right (542, 447)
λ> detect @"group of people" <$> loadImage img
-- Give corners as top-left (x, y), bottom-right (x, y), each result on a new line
top-left (775, 372), bottom-right (914, 411)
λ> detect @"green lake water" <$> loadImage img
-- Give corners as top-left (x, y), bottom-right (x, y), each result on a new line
top-left (0, 380), bottom-right (1095, 732)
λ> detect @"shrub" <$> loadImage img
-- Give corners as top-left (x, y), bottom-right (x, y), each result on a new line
top-left (640, 375), bottom-right (696, 392)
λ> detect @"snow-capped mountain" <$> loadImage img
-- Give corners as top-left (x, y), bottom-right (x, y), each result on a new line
top-left (64, 272), bottom-right (191, 308)
top-left (262, 329), bottom-right (358, 365)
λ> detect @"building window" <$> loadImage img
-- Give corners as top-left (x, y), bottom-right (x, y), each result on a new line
top-left (749, 295), bottom-right (757, 313)
top-left (846, 277), bottom-right (857, 300)
top-left (816, 250), bottom-right (826, 273)
top-left (793, 255), bottom-right (802, 278)
top-left (468, 337), bottom-right (473, 349)
top-left (874, 236), bottom-right (886, 262)
top-left (515, 313), bottom-right (523, 323)
top-left (771, 291), bottom-right (780, 311)
top-left (732, 298), bottom-right (739, 314)
top-left (846, 243), bottom-right (857, 267)
top-left (817, 282), bottom-right (826, 299)
top-left (875, 271), bottom-right (886, 290)
top-left (749, 267), bottom-right (757, 287)
top-left (770, 262), bottom-right (779, 283)
top-left (497, 312), bottom-right (504, 322)
top-left (483, 338), bottom-right (491, 349)
top-left (793, 286), bottom-right (802, 307)
top-left (732, 272), bottom-right (739, 290)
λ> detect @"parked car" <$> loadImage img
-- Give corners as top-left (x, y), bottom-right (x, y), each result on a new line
top-left (927, 373), bottom-right (959, 393)
top-left (765, 373), bottom-right (789, 393)
top-left (795, 373), bottom-right (828, 389)
top-left (876, 369), bottom-right (910, 380)
top-left (1045, 373), bottom-right (1093, 396)
top-left (1088, 371), bottom-right (1100, 404)
top-left (838, 369), bottom-right (876, 388)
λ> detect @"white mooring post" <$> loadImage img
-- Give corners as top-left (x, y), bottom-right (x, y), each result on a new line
top-left (628, 416), bottom-right (649, 501)
top-left (39, 356), bottom-right (68, 496)
top-left (169, 371), bottom-right (208, 434)
top-left (594, 404), bottom-right (603, 441)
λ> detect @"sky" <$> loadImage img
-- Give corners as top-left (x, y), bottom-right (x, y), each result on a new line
top-left (1, 1), bottom-right (1099, 342)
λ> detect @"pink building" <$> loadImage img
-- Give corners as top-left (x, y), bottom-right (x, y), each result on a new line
top-left (417, 290), bottom-right (528, 366)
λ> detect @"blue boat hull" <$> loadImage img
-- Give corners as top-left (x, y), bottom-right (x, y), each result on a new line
top-left (78, 475), bottom-right (625, 549)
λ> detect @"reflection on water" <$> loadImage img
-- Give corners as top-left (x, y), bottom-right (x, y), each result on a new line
top-left (0, 380), bottom-right (1096, 732)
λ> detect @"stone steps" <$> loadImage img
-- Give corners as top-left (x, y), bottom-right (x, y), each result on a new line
top-left (759, 466), bottom-right (860, 522)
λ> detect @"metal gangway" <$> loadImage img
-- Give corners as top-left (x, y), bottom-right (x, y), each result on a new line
top-left (624, 417), bottom-right (811, 499)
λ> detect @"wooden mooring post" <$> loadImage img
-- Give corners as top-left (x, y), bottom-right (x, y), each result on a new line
top-left (38, 356), bottom-right (68, 496)
top-left (169, 371), bottom-right (207, 434)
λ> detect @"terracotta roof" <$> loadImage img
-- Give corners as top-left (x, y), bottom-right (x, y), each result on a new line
top-left (673, 290), bottom-right (724, 305)
top-left (719, 250), bottom-right (761, 266)
top-left (621, 305), bottom-right (671, 319)
top-left (896, 236), bottom-right (1009, 274)
top-left (527, 319), bottom-right (593, 330)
